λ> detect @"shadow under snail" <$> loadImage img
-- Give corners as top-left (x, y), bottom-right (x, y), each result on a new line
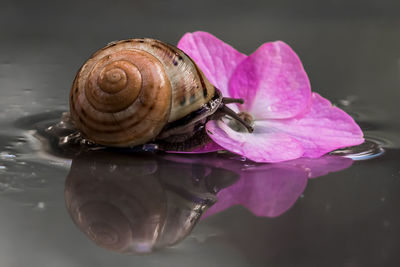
top-left (69, 38), bottom-right (253, 150)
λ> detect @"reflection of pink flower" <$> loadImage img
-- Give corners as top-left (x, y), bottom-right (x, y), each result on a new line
top-left (178, 32), bottom-right (364, 163)
top-left (202, 155), bottom-right (353, 218)
top-left (163, 153), bottom-right (353, 218)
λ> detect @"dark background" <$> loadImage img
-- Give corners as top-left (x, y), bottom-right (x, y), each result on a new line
top-left (1, 0), bottom-right (400, 266)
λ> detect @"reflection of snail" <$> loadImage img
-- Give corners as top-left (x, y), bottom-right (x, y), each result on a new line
top-left (64, 151), bottom-right (238, 253)
top-left (69, 39), bottom-right (253, 150)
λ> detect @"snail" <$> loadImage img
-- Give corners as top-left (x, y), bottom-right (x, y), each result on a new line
top-left (69, 38), bottom-right (253, 149)
top-left (64, 150), bottom-right (238, 253)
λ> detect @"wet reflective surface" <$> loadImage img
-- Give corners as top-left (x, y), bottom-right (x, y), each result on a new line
top-left (1, 0), bottom-right (400, 266)
top-left (65, 151), bottom-right (237, 254)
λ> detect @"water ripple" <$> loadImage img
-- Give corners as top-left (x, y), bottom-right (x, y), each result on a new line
top-left (330, 137), bottom-right (385, 160)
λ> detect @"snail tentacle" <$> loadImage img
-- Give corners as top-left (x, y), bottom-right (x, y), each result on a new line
top-left (217, 105), bottom-right (254, 133)
top-left (222, 97), bottom-right (244, 105)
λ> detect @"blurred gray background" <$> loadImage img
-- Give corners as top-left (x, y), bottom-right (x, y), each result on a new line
top-left (1, 0), bottom-right (400, 115)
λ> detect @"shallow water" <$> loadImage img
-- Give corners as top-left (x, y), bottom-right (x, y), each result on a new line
top-left (2, 111), bottom-right (399, 267)
top-left (2, 108), bottom-right (398, 266)
top-left (2, 0), bottom-right (400, 266)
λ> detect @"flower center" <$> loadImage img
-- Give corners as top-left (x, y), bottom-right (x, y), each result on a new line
top-left (227, 111), bottom-right (254, 133)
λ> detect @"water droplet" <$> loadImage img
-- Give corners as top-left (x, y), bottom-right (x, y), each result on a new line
top-left (300, 194), bottom-right (305, 198)
top-left (338, 95), bottom-right (358, 107)
top-left (244, 163), bottom-right (255, 167)
top-left (36, 202), bottom-right (46, 209)
top-left (339, 99), bottom-right (351, 106)
top-left (304, 167), bottom-right (312, 178)
top-left (380, 197), bottom-right (386, 202)
top-left (0, 165), bottom-right (6, 170)
top-left (109, 164), bottom-right (117, 172)
top-left (0, 151), bottom-right (16, 160)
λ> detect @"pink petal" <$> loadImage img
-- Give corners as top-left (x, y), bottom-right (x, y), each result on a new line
top-left (261, 92), bottom-right (364, 158)
top-left (177, 31), bottom-right (246, 96)
top-left (229, 41), bottom-right (311, 119)
top-left (206, 119), bottom-right (304, 163)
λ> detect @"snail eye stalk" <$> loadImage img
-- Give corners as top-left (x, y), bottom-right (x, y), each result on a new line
top-left (222, 97), bottom-right (244, 105)
top-left (218, 104), bottom-right (254, 133)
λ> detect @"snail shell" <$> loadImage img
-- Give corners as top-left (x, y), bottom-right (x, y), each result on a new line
top-left (70, 39), bottom-right (216, 147)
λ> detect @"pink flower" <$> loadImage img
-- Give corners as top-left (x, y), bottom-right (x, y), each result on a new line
top-left (177, 32), bottom-right (364, 163)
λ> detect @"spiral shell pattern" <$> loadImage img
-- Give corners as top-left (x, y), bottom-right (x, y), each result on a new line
top-left (70, 39), bottom-right (215, 147)
top-left (70, 43), bottom-right (172, 147)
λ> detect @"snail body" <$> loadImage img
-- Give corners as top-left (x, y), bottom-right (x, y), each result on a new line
top-left (70, 38), bottom-right (252, 148)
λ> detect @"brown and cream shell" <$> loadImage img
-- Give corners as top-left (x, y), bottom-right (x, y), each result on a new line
top-left (69, 39), bottom-right (216, 147)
